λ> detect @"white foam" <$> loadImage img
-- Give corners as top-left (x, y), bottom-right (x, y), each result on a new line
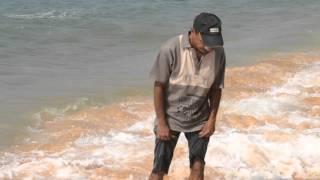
top-left (205, 129), bottom-right (320, 179)
top-left (1, 112), bottom-right (320, 179)
top-left (225, 95), bottom-right (299, 117)
top-left (73, 116), bottom-right (154, 164)
top-left (56, 166), bottom-right (74, 178)
top-left (288, 111), bottom-right (319, 125)
top-left (119, 100), bottom-right (153, 120)
top-left (0, 102), bottom-right (156, 178)
top-left (303, 128), bottom-right (320, 135)
top-left (269, 63), bottom-right (320, 97)
top-left (29, 97), bottom-right (92, 133)
top-left (5, 9), bottom-right (83, 20)
top-left (224, 62), bottom-right (320, 124)
top-left (294, 135), bottom-right (320, 165)
top-left (125, 115), bottom-right (154, 132)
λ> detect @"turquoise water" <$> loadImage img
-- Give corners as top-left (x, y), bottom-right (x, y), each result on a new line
top-left (0, 0), bottom-right (320, 149)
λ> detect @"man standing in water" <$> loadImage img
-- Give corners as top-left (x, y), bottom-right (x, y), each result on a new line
top-left (149, 12), bottom-right (226, 179)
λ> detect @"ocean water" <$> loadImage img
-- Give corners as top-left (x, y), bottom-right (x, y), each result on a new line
top-left (0, 0), bottom-right (320, 178)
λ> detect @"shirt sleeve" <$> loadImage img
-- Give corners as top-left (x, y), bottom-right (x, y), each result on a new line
top-left (212, 48), bottom-right (226, 89)
top-left (149, 45), bottom-right (174, 84)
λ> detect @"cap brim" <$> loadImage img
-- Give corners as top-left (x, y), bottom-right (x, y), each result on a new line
top-left (201, 33), bottom-right (224, 47)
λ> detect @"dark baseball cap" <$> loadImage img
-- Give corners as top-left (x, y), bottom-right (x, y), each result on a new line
top-left (193, 12), bottom-right (224, 47)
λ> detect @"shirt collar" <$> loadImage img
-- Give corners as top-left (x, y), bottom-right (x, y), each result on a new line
top-left (182, 32), bottom-right (192, 48)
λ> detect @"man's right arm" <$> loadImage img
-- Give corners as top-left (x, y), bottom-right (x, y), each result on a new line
top-left (149, 39), bottom-right (176, 141)
top-left (154, 81), bottom-right (171, 141)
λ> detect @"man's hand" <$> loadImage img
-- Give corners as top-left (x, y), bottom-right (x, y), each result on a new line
top-left (199, 119), bottom-right (216, 138)
top-left (156, 121), bottom-right (171, 141)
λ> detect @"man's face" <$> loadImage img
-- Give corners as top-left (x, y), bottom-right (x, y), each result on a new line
top-left (193, 32), bottom-right (215, 55)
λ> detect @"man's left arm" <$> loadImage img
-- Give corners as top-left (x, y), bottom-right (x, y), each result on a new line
top-left (199, 47), bottom-right (225, 138)
top-left (198, 88), bottom-right (222, 138)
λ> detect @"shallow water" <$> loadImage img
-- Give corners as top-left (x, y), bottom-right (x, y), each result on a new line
top-left (1, 0), bottom-right (320, 150)
top-left (0, 52), bottom-right (319, 179)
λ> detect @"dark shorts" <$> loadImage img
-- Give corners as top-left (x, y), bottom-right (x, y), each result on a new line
top-left (151, 130), bottom-right (210, 174)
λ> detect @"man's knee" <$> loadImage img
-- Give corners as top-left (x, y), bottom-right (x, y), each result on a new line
top-left (191, 159), bottom-right (205, 171)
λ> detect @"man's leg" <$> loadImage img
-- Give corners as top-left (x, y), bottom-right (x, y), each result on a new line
top-left (148, 172), bottom-right (165, 180)
top-left (189, 158), bottom-right (205, 180)
top-left (149, 131), bottom-right (180, 180)
top-left (185, 131), bottom-right (210, 180)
